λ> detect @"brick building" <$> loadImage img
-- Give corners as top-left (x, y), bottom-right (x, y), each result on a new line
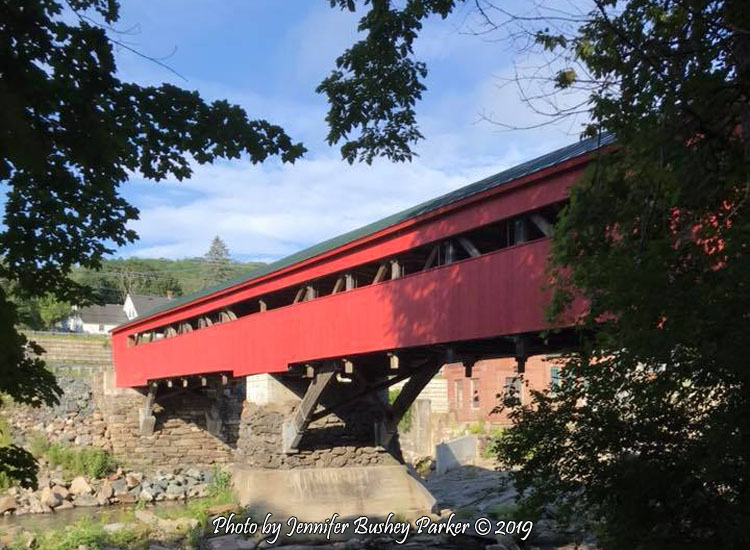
top-left (443, 355), bottom-right (562, 423)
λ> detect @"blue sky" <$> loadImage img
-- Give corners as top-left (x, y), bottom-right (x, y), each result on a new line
top-left (112, 0), bottom-right (586, 262)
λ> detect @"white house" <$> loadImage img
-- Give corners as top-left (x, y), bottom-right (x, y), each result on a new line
top-left (62, 304), bottom-right (128, 335)
top-left (62, 293), bottom-right (175, 335)
top-left (123, 293), bottom-right (174, 321)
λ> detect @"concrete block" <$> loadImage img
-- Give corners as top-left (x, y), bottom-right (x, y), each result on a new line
top-left (138, 414), bottom-right (155, 437)
top-left (246, 374), bottom-right (300, 405)
top-left (435, 435), bottom-right (478, 475)
top-left (232, 464), bottom-right (436, 521)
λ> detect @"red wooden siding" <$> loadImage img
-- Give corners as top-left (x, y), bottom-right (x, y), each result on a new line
top-left (111, 155), bottom-right (591, 388)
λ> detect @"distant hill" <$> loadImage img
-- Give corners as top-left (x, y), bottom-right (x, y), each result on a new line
top-left (71, 257), bottom-right (266, 304)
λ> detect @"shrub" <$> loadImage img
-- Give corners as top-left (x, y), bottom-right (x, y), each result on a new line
top-left (28, 432), bottom-right (50, 458)
top-left (45, 443), bottom-right (115, 478)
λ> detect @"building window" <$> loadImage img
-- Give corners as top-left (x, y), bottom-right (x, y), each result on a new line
top-left (470, 378), bottom-right (480, 409)
top-left (98, 324), bottom-right (105, 332)
top-left (503, 376), bottom-right (522, 406)
top-left (454, 380), bottom-right (464, 409)
top-left (550, 367), bottom-right (561, 395)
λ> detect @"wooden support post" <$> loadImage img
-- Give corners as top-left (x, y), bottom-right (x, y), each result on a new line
top-left (390, 259), bottom-right (402, 279)
top-left (515, 335), bottom-right (530, 374)
top-left (219, 308), bottom-right (237, 322)
top-left (514, 218), bottom-right (529, 244)
top-left (345, 273), bottom-right (356, 290)
top-left (530, 213), bottom-right (553, 237)
top-left (444, 241), bottom-right (456, 264)
top-left (375, 363), bottom-right (441, 448)
top-left (139, 382), bottom-right (157, 436)
top-left (458, 237), bottom-right (481, 258)
top-left (200, 377), bottom-right (207, 387)
top-left (388, 352), bottom-right (399, 370)
top-left (282, 362), bottom-right (338, 453)
top-left (343, 359), bottom-right (354, 374)
top-left (464, 361), bottom-right (474, 378)
top-left (304, 285), bottom-right (317, 301)
top-left (199, 316), bottom-right (213, 329)
top-left (167, 379), bottom-right (174, 388)
top-left (305, 364), bottom-right (315, 378)
top-left (259, 300), bottom-right (267, 312)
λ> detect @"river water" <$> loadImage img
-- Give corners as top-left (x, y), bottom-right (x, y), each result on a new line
top-left (0, 501), bottom-right (190, 537)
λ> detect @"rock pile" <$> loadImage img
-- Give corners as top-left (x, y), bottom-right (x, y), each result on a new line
top-left (2, 377), bottom-right (111, 450)
top-left (0, 467), bottom-right (214, 516)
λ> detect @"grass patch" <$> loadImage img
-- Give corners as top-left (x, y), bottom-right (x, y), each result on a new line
top-left (21, 517), bottom-right (151, 550)
top-left (29, 435), bottom-right (116, 478)
top-left (467, 421), bottom-right (485, 435)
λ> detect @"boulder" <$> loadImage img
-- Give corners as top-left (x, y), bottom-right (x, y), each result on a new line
top-left (135, 509), bottom-right (158, 524)
top-left (125, 472), bottom-right (143, 489)
top-left (51, 485), bottom-right (70, 501)
top-left (110, 478), bottom-right (128, 496)
top-left (165, 483), bottom-right (186, 498)
top-left (0, 496), bottom-right (16, 515)
top-left (73, 493), bottom-right (99, 507)
top-left (39, 487), bottom-right (62, 508)
top-left (56, 500), bottom-right (74, 510)
top-left (138, 488), bottom-right (155, 502)
top-left (117, 493), bottom-right (137, 504)
top-left (98, 481), bottom-right (114, 500)
top-left (69, 476), bottom-right (93, 495)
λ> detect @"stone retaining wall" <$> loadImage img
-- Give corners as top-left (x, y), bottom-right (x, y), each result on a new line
top-left (91, 371), bottom-right (242, 469)
top-left (24, 331), bottom-right (113, 367)
top-left (236, 375), bottom-right (402, 469)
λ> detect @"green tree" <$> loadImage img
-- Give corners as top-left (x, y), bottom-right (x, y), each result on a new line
top-left (201, 236), bottom-right (233, 289)
top-left (321, 1), bottom-right (749, 548)
top-left (37, 295), bottom-right (71, 329)
top-left (0, 0), bottom-right (303, 487)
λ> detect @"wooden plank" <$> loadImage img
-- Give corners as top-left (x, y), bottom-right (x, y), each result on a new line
top-left (332, 277), bottom-right (344, 294)
top-left (530, 213), bottom-right (553, 237)
top-left (423, 245), bottom-right (439, 270)
top-left (282, 363), bottom-right (338, 453)
top-left (373, 263), bottom-right (388, 284)
top-left (293, 287), bottom-right (306, 304)
top-left (458, 237), bottom-right (481, 258)
top-left (444, 241), bottom-right (456, 264)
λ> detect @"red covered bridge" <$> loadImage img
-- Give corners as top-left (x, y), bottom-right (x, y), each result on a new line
top-left (111, 136), bottom-right (611, 395)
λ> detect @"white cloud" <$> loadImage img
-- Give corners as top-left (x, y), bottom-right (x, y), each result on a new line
top-left (111, 2), bottom-right (590, 263)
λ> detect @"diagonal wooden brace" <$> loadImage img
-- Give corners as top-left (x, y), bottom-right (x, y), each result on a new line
top-left (375, 363), bottom-right (441, 448)
top-left (282, 362), bottom-right (338, 454)
top-left (139, 382), bottom-right (157, 436)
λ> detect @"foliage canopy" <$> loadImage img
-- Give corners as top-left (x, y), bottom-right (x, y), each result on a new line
top-left (0, 0), bottom-right (302, 487)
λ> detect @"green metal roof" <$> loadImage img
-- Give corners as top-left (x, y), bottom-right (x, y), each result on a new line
top-left (137, 134), bottom-right (613, 322)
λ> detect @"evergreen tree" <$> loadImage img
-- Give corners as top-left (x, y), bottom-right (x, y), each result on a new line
top-left (201, 236), bottom-right (233, 288)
